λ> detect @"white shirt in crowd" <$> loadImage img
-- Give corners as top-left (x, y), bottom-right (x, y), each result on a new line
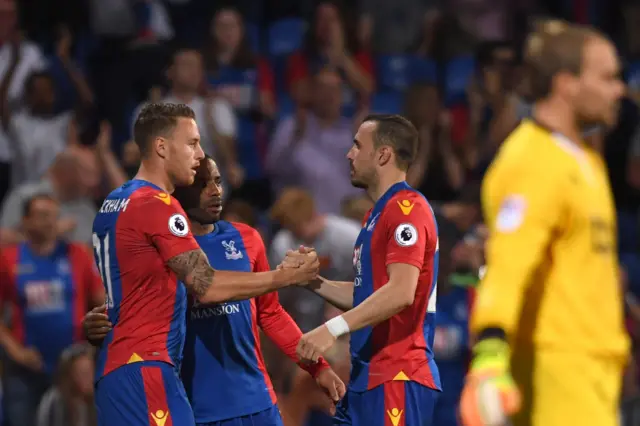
top-left (9, 111), bottom-right (72, 185)
top-left (0, 41), bottom-right (47, 163)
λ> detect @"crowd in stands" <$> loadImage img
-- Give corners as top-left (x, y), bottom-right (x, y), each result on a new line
top-left (0, 0), bottom-right (639, 425)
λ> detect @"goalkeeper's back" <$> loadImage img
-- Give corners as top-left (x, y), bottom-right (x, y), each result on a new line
top-left (475, 118), bottom-right (629, 359)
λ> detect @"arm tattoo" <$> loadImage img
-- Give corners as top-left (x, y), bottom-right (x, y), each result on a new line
top-left (167, 249), bottom-right (215, 298)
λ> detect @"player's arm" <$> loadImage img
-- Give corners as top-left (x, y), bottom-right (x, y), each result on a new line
top-left (340, 263), bottom-right (419, 332)
top-left (471, 165), bottom-right (564, 341)
top-left (166, 249), bottom-right (317, 303)
top-left (305, 277), bottom-right (354, 311)
top-left (332, 203), bottom-right (428, 333)
top-left (460, 162), bottom-right (565, 426)
top-left (141, 196), bottom-right (318, 303)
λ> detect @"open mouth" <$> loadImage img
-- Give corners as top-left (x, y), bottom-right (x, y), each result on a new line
top-left (205, 201), bottom-right (222, 214)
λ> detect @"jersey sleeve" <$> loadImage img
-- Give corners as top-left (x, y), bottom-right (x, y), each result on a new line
top-left (137, 193), bottom-right (201, 262)
top-left (471, 159), bottom-right (565, 336)
top-left (384, 196), bottom-right (431, 270)
top-left (256, 292), bottom-right (330, 378)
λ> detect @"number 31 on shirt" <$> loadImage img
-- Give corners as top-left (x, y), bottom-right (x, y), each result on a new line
top-left (92, 233), bottom-right (114, 308)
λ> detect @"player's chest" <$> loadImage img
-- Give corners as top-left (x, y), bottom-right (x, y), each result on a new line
top-left (352, 212), bottom-right (385, 290)
top-left (14, 259), bottom-right (74, 314)
top-left (563, 164), bottom-right (616, 254)
top-left (196, 235), bottom-right (253, 272)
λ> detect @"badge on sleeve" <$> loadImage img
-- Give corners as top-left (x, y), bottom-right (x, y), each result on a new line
top-left (495, 195), bottom-right (527, 232)
top-left (394, 223), bottom-right (418, 247)
top-left (169, 213), bottom-right (189, 237)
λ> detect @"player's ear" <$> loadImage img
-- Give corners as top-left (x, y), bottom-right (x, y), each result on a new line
top-left (377, 146), bottom-right (392, 167)
top-left (155, 137), bottom-right (168, 159)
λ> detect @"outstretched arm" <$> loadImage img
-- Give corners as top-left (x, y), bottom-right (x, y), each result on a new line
top-left (306, 277), bottom-right (354, 311)
top-left (166, 249), bottom-right (319, 304)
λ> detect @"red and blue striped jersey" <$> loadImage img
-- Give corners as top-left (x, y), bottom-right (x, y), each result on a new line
top-left (349, 181), bottom-right (441, 392)
top-left (91, 179), bottom-right (200, 381)
top-left (181, 221), bottom-right (329, 423)
top-left (0, 241), bottom-right (103, 374)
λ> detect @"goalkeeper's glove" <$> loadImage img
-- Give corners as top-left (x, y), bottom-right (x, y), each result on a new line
top-left (459, 337), bottom-right (521, 426)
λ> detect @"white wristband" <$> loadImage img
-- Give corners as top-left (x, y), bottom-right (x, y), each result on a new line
top-left (325, 315), bottom-right (350, 338)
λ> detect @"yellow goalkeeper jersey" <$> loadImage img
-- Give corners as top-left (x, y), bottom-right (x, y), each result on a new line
top-left (472, 119), bottom-right (629, 359)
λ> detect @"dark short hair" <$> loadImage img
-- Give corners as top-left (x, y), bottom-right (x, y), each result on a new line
top-left (132, 103), bottom-right (196, 156)
top-left (173, 154), bottom-right (216, 211)
top-left (363, 114), bottom-right (419, 171)
top-left (23, 193), bottom-right (57, 217)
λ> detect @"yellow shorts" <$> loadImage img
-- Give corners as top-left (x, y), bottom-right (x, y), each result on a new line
top-left (511, 350), bottom-right (622, 426)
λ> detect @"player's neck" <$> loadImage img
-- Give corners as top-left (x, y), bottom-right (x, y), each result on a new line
top-left (191, 220), bottom-right (215, 236)
top-left (368, 170), bottom-right (407, 202)
top-left (135, 162), bottom-right (175, 193)
top-left (533, 99), bottom-right (583, 144)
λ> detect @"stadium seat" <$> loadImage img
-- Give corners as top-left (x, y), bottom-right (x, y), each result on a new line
top-left (409, 57), bottom-right (437, 85)
top-left (371, 91), bottom-right (403, 114)
top-left (376, 55), bottom-right (413, 91)
top-left (268, 18), bottom-right (306, 57)
top-left (376, 55), bottom-right (437, 92)
top-left (444, 55), bottom-right (475, 105)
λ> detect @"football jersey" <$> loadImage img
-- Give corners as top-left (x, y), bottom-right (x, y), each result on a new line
top-left (91, 179), bottom-right (200, 382)
top-left (181, 221), bottom-right (328, 423)
top-left (349, 181), bottom-right (441, 392)
top-left (0, 241), bottom-right (102, 374)
top-left (476, 119), bottom-right (629, 359)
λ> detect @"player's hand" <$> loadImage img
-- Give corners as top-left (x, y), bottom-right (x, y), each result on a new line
top-left (315, 367), bottom-right (346, 411)
top-left (11, 345), bottom-right (43, 372)
top-left (83, 304), bottom-right (113, 345)
top-left (297, 325), bottom-right (337, 363)
top-left (459, 338), bottom-right (521, 426)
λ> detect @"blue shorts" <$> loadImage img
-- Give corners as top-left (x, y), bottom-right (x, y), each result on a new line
top-left (95, 361), bottom-right (194, 426)
top-left (196, 405), bottom-right (283, 426)
top-left (334, 381), bottom-right (438, 426)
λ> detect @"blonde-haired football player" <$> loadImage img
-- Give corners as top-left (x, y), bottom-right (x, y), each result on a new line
top-left (459, 21), bottom-right (630, 426)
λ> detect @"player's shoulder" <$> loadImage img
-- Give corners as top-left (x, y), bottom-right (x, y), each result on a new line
top-left (497, 120), bottom-right (579, 167)
top-left (66, 242), bottom-right (95, 262)
top-left (386, 189), bottom-right (432, 217)
top-left (228, 221), bottom-right (260, 237)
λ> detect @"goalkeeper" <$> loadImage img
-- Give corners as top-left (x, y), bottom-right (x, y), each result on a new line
top-left (460, 20), bottom-right (630, 426)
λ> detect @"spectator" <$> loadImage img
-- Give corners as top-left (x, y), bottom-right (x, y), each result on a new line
top-left (36, 344), bottom-right (97, 426)
top-left (134, 48), bottom-right (239, 190)
top-left (0, 151), bottom-right (97, 245)
top-left (204, 7), bottom-right (277, 119)
top-left (340, 194), bottom-right (373, 224)
top-left (267, 67), bottom-right (363, 214)
top-left (269, 188), bottom-right (359, 332)
top-left (0, 194), bottom-right (104, 426)
top-left (204, 6), bottom-right (277, 207)
top-left (0, 0), bottom-right (47, 201)
top-left (287, 1), bottom-right (374, 112)
top-left (358, 0), bottom-right (440, 54)
top-left (1, 28), bottom-right (93, 186)
top-left (405, 83), bottom-right (466, 202)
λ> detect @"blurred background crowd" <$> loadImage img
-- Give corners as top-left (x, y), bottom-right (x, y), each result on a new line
top-left (0, 0), bottom-right (639, 425)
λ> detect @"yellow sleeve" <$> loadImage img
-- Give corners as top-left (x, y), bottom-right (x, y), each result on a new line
top-left (471, 160), bottom-right (565, 336)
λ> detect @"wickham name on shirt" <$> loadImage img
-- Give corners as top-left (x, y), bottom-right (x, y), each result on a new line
top-left (99, 198), bottom-right (130, 214)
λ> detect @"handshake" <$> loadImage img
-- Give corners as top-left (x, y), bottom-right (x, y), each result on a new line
top-left (276, 246), bottom-right (320, 285)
